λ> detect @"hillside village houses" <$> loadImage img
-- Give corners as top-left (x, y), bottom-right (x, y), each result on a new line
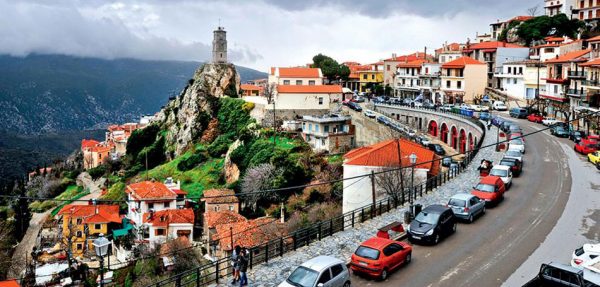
top-left (301, 114), bottom-right (356, 153)
top-left (357, 61), bottom-right (384, 93)
top-left (440, 56), bottom-right (488, 103)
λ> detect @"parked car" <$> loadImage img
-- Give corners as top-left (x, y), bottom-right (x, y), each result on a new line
top-left (352, 96), bottom-right (365, 103)
top-left (551, 125), bottom-right (569, 138)
top-left (440, 104), bottom-right (454, 112)
top-left (407, 204), bottom-right (457, 245)
top-left (501, 121), bottom-right (515, 132)
top-left (527, 113), bottom-right (544, 123)
top-left (489, 165), bottom-right (513, 189)
top-left (388, 98), bottom-right (402, 105)
top-left (508, 124), bottom-right (522, 133)
top-left (446, 193), bottom-right (486, 223)
top-left (492, 101), bottom-right (508, 111)
top-left (504, 149), bottom-right (524, 162)
top-left (416, 135), bottom-right (431, 146)
top-left (470, 104), bottom-right (484, 112)
top-left (377, 115), bottom-right (389, 125)
top-left (588, 135), bottom-right (600, 142)
top-left (499, 157), bottom-right (523, 176)
top-left (542, 117), bottom-right (559, 126)
top-left (508, 132), bottom-right (524, 142)
top-left (572, 243), bottom-right (600, 268)
top-left (479, 111), bottom-right (491, 121)
top-left (508, 138), bottom-right (525, 153)
top-left (407, 129), bottom-right (417, 138)
top-left (509, 107), bottom-right (529, 118)
top-left (492, 116), bottom-right (505, 127)
top-left (427, 143), bottom-right (446, 156)
top-left (363, 110), bottom-right (376, 118)
top-left (522, 262), bottom-right (600, 287)
top-left (422, 102), bottom-right (436, 109)
top-left (412, 101), bottom-right (423, 108)
top-left (279, 256), bottom-right (351, 287)
top-left (570, 130), bottom-right (587, 143)
top-left (346, 101), bottom-right (362, 112)
top-left (350, 237), bottom-right (412, 280)
top-left (575, 139), bottom-right (600, 155)
top-left (441, 157), bottom-right (459, 167)
top-left (588, 151), bottom-right (600, 164)
top-left (471, 176), bottom-right (506, 206)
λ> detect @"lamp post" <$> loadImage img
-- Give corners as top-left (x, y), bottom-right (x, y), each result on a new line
top-left (93, 234), bottom-right (110, 287)
top-left (409, 153), bottom-right (417, 214)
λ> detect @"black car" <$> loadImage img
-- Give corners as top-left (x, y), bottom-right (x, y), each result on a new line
top-left (501, 121), bottom-right (514, 132)
top-left (509, 107), bottom-right (529, 118)
top-left (422, 102), bottom-right (436, 109)
top-left (499, 157), bottom-right (522, 176)
top-left (522, 262), bottom-right (599, 287)
top-left (407, 205), bottom-right (457, 245)
top-left (569, 130), bottom-right (587, 143)
top-left (347, 101), bottom-right (363, 112)
top-left (427, 143), bottom-right (446, 156)
top-left (508, 124), bottom-right (522, 133)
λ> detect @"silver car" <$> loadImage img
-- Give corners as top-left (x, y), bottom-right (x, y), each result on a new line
top-left (447, 193), bottom-right (486, 223)
top-left (504, 149), bottom-right (523, 162)
top-left (279, 256), bottom-right (351, 287)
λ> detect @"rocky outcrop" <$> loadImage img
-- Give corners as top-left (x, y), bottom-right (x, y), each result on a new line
top-left (224, 139), bottom-right (242, 184)
top-left (155, 63), bottom-right (240, 157)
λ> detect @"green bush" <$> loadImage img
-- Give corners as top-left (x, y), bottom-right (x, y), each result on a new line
top-left (87, 165), bottom-right (107, 180)
top-left (177, 153), bottom-right (207, 171)
top-left (126, 124), bottom-right (161, 160)
top-left (137, 136), bottom-right (166, 169)
top-left (207, 134), bottom-right (232, 157)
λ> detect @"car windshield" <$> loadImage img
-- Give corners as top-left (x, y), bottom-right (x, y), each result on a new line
top-left (510, 139), bottom-right (523, 145)
top-left (355, 246), bottom-right (380, 260)
top-left (490, 169), bottom-right (508, 177)
top-left (475, 183), bottom-right (496, 193)
top-left (555, 127), bottom-right (565, 132)
top-left (415, 211), bottom-right (440, 225)
top-left (287, 266), bottom-right (319, 287)
top-left (506, 150), bottom-right (521, 157)
top-left (448, 198), bottom-right (466, 207)
top-left (500, 160), bottom-right (515, 166)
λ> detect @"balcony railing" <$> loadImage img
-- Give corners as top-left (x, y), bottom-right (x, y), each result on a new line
top-left (568, 71), bottom-right (586, 78)
top-left (567, 88), bottom-right (585, 97)
top-left (583, 79), bottom-right (600, 86)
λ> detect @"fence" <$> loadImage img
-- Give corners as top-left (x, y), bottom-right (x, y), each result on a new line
top-left (151, 108), bottom-right (486, 287)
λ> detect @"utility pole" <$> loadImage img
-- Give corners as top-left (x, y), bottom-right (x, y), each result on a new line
top-left (273, 100), bottom-right (276, 146)
top-left (370, 171), bottom-right (376, 217)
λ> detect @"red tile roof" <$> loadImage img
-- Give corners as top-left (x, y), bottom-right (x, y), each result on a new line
top-left (127, 181), bottom-right (177, 200)
top-left (465, 41), bottom-right (524, 51)
top-left (213, 217), bottom-right (280, 251)
top-left (383, 52), bottom-right (432, 62)
top-left (442, 56), bottom-right (485, 68)
top-left (344, 139), bottom-right (435, 170)
top-left (0, 280), bottom-right (20, 287)
top-left (580, 57), bottom-right (600, 67)
top-left (545, 36), bottom-right (565, 42)
top-left (58, 204), bottom-right (121, 224)
top-left (144, 208), bottom-right (195, 227)
top-left (277, 85), bottom-right (342, 94)
top-left (586, 35), bottom-right (600, 42)
top-left (202, 189), bottom-right (239, 204)
top-left (240, 84), bottom-right (263, 92)
top-left (545, 49), bottom-right (591, 63)
top-left (275, 67), bottom-right (321, 78)
top-left (204, 210), bottom-right (246, 228)
top-left (437, 43), bottom-right (463, 53)
top-left (510, 15), bottom-right (534, 22)
top-left (396, 59), bottom-right (428, 68)
top-left (81, 139), bottom-right (100, 149)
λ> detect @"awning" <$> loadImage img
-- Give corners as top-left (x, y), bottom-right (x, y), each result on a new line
top-left (539, 94), bottom-right (567, 102)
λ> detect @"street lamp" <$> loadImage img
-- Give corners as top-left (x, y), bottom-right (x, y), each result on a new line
top-left (93, 234), bottom-right (110, 287)
top-left (408, 153), bottom-right (417, 212)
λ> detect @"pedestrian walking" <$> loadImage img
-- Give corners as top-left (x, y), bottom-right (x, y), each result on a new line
top-left (238, 248), bottom-right (248, 286)
top-left (231, 245), bottom-right (241, 284)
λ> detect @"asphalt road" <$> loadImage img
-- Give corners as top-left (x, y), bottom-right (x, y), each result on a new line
top-left (350, 115), bottom-right (573, 287)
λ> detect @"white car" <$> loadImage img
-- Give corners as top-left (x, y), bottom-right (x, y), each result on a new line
top-left (459, 103), bottom-right (472, 110)
top-left (493, 101), bottom-right (508, 111)
top-left (363, 110), bottom-right (376, 118)
top-left (509, 138), bottom-right (525, 153)
top-left (413, 101), bottom-right (423, 108)
top-left (470, 104), bottom-right (483, 112)
top-left (489, 165), bottom-right (513, 189)
top-left (542, 117), bottom-right (559, 126)
top-left (279, 256), bottom-right (351, 287)
top-left (572, 243), bottom-right (600, 268)
top-left (504, 149), bottom-right (524, 162)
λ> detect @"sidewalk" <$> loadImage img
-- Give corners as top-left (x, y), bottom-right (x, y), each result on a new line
top-left (8, 210), bottom-right (51, 279)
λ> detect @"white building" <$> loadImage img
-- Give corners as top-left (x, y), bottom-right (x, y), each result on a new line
top-left (301, 115), bottom-right (355, 153)
top-left (342, 139), bottom-right (439, 214)
top-left (494, 60), bottom-right (547, 101)
top-left (273, 85), bottom-right (343, 110)
top-left (268, 67), bottom-right (324, 86)
top-left (545, 0), bottom-right (576, 16)
top-left (394, 59), bottom-right (427, 98)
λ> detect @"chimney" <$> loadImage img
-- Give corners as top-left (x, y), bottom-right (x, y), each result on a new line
top-left (392, 53), bottom-right (397, 60)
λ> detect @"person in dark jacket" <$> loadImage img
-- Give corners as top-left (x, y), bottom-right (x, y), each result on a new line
top-left (238, 248), bottom-right (248, 286)
top-left (231, 245), bottom-right (241, 284)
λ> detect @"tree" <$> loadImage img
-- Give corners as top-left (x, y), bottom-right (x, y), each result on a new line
top-left (311, 53), bottom-right (348, 82)
top-left (240, 163), bottom-right (282, 212)
top-left (516, 14), bottom-right (585, 45)
top-left (263, 82), bottom-right (277, 104)
top-left (13, 180), bottom-right (30, 239)
top-left (375, 165), bottom-right (411, 205)
top-left (339, 64), bottom-right (351, 81)
top-left (527, 5), bottom-right (540, 16)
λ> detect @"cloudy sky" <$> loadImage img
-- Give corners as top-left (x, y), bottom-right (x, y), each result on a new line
top-left (0, 0), bottom-right (540, 71)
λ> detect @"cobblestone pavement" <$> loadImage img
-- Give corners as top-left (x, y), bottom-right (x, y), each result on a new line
top-left (213, 124), bottom-right (503, 287)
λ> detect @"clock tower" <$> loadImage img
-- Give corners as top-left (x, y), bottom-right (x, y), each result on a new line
top-left (212, 26), bottom-right (227, 63)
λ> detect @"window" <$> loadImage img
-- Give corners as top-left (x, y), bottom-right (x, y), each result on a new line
top-left (331, 264), bottom-right (344, 278)
top-left (597, 9), bottom-right (600, 18)
top-left (441, 56), bottom-right (446, 62)
top-left (76, 218), bottom-right (83, 225)
top-left (446, 69), bottom-right (451, 76)
top-left (350, 137), bottom-right (355, 146)
top-left (94, 224), bottom-right (101, 230)
top-left (148, 203), bottom-right (154, 209)
top-left (457, 81), bottom-right (462, 89)
top-left (508, 67), bottom-right (512, 74)
top-left (76, 243), bottom-right (83, 250)
top-left (581, 0), bottom-right (585, 8)
top-left (387, 65), bottom-right (390, 71)
top-left (316, 125), bottom-right (320, 132)
top-left (581, 11), bottom-right (585, 19)
top-left (589, 10), bottom-right (593, 19)
top-left (513, 78), bottom-right (517, 84)
top-left (446, 80), bottom-right (451, 88)
top-left (324, 125), bottom-right (329, 133)
top-left (425, 67), bottom-right (429, 74)
top-left (371, 74), bottom-right (375, 80)
top-left (229, 205), bottom-right (234, 211)
top-left (302, 123), bottom-right (306, 131)
top-left (76, 231), bottom-right (83, 237)
top-left (164, 202), bottom-right (170, 208)
top-left (214, 206), bottom-right (219, 211)
top-left (590, 0), bottom-right (593, 7)
top-left (155, 229), bottom-right (166, 236)
top-left (296, 80), bottom-right (302, 85)
top-left (458, 69), bottom-right (464, 77)
top-left (308, 80), bottom-right (316, 85)
top-left (321, 139), bottom-right (326, 146)
top-left (318, 97), bottom-right (324, 105)
top-left (519, 67), bottom-right (523, 74)
top-left (309, 124), bottom-right (312, 131)
top-left (383, 244), bottom-right (402, 256)
top-left (283, 80), bottom-right (290, 85)
top-left (363, 74), bottom-right (367, 80)
top-left (317, 270), bottom-right (331, 284)
top-left (554, 85), bottom-right (559, 94)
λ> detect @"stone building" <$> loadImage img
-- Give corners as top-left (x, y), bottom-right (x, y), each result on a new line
top-left (212, 26), bottom-right (227, 63)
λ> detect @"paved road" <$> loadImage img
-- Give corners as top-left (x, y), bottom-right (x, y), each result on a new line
top-left (8, 210), bottom-right (51, 279)
top-left (351, 116), bottom-right (573, 287)
top-left (75, 172), bottom-right (105, 204)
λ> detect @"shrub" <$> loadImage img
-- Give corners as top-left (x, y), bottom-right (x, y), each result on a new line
top-left (87, 165), bottom-right (107, 180)
top-left (137, 136), bottom-right (166, 169)
top-left (177, 153), bottom-right (207, 171)
top-left (207, 134), bottom-right (232, 157)
top-left (307, 189), bottom-right (325, 204)
top-left (242, 102), bottom-right (255, 112)
top-left (126, 124), bottom-right (160, 161)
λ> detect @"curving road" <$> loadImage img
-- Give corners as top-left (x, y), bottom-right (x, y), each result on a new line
top-left (351, 116), bottom-right (573, 287)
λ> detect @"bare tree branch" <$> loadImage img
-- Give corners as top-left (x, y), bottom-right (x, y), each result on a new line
top-left (527, 5), bottom-right (539, 17)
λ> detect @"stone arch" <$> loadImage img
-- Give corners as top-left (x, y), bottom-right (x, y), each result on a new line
top-left (459, 129), bottom-right (467, 153)
top-left (468, 132), bottom-right (474, 152)
top-left (428, 120), bottom-right (438, 137)
top-left (440, 122), bottom-right (449, 143)
top-left (451, 125), bottom-right (458, 150)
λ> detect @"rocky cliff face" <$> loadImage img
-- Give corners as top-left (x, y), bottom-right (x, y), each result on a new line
top-left (155, 63), bottom-right (240, 157)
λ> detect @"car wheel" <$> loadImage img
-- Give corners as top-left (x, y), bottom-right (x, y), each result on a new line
top-left (433, 234), bottom-right (440, 245)
top-left (482, 206), bottom-right (486, 214)
top-left (343, 281), bottom-right (351, 287)
top-left (380, 269), bottom-right (388, 280)
top-left (452, 223), bottom-right (457, 233)
top-left (468, 214), bottom-right (474, 223)
top-left (406, 253), bottom-right (412, 264)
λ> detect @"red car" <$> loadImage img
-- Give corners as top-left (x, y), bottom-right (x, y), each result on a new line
top-left (527, 113), bottom-right (544, 123)
top-left (471, 176), bottom-right (506, 206)
top-left (351, 237), bottom-right (412, 280)
top-left (509, 132), bottom-right (525, 142)
top-left (575, 139), bottom-right (600, 154)
top-left (587, 135), bottom-right (600, 142)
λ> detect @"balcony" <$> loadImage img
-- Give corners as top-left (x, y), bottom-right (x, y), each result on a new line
top-left (419, 72), bottom-right (441, 78)
top-left (567, 88), bottom-right (586, 97)
top-left (544, 77), bottom-right (569, 84)
top-left (583, 79), bottom-right (600, 86)
top-left (568, 71), bottom-right (586, 78)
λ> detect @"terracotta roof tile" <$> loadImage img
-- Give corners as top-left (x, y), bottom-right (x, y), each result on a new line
top-left (0, 280), bottom-right (20, 287)
top-left (466, 41), bottom-right (524, 50)
top-left (202, 189), bottom-right (239, 204)
top-left (277, 85), bottom-right (342, 94)
top-left (275, 67), bottom-right (321, 78)
top-left (545, 49), bottom-right (591, 63)
top-left (143, 208), bottom-right (195, 227)
top-left (384, 52), bottom-right (432, 62)
top-left (580, 57), bottom-right (600, 67)
top-left (204, 211), bottom-right (246, 228)
top-left (58, 204), bottom-right (121, 224)
top-left (213, 217), bottom-right (280, 251)
top-left (587, 35), bottom-right (600, 42)
top-left (441, 56), bottom-right (485, 68)
top-left (344, 139), bottom-right (435, 170)
top-left (81, 139), bottom-right (100, 149)
top-left (396, 59), bottom-right (428, 68)
top-left (240, 84), bottom-right (263, 92)
top-left (127, 181), bottom-right (177, 200)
